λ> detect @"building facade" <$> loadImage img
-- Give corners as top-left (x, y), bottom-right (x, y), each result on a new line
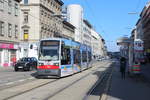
top-left (0, 0), bottom-right (21, 67)
top-left (91, 29), bottom-right (106, 59)
top-left (66, 4), bottom-right (83, 43)
top-left (64, 4), bottom-right (107, 58)
top-left (135, 19), bottom-right (143, 40)
top-left (20, 0), bottom-right (63, 58)
top-left (136, 2), bottom-right (150, 62)
top-left (62, 20), bottom-right (75, 40)
top-left (83, 19), bottom-right (92, 46)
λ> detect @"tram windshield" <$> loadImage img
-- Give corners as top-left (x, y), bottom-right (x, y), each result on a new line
top-left (39, 40), bottom-right (60, 61)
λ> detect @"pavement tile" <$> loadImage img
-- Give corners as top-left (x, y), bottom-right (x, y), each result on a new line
top-left (107, 64), bottom-right (150, 100)
top-left (141, 63), bottom-right (150, 82)
top-left (0, 66), bottom-right (13, 71)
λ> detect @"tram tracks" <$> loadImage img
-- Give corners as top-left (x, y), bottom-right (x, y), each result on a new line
top-left (1, 79), bottom-right (59, 100)
top-left (44, 62), bottom-right (112, 100)
top-left (1, 61), bottom-right (111, 100)
top-left (83, 63), bottom-right (114, 100)
top-left (43, 69), bottom-right (95, 100)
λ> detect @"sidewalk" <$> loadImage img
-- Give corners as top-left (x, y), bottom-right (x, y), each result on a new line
top-left (141, 63), bottom-right (150, 82)
top-left (107, 62), bottom-right (150, 100)
top-left (0, 66), bottom-right (14, 72)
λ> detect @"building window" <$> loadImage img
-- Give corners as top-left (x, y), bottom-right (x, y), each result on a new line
top-left (24, 0), bottom-right (28, 4)
top-left (23, 12), bottom-right (28, 23)
top-left (14, 3), bottom-right (18, 16)
top-left (15, 25), bottom-right (18, 38)
top-left (0, 21), bottom-right (4, 36)
top-left (4, 50), bottom-right (9, 63)
top-left (45, 12), bottom-right (47, 17)
top-left (0, 0), bottom-right (4, 10)
top-left (8, 23), bottom-right (12, 37)
top-left (41, 9), bottom-right (43, 15)
top-left (24, 30), bottom-right (29, 40)
top-left (8, 0), bottom-right (12, 14)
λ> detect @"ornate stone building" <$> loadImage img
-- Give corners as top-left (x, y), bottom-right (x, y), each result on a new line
top-left (20, 0), bottom-right (63, 58)
top-left (139, 2), bottom-right (150, 61)
top-left (62, 20), bottom-right (75, 40)
top-left (0, 0), bottom-right (21, 67)
top-left (83, 19), bottom-right (92, 46)
top-left (91, 29), bottom-right (107, 59)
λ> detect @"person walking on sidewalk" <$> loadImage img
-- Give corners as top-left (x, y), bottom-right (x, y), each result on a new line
top-left (120, 57), bottom-right (127, 79)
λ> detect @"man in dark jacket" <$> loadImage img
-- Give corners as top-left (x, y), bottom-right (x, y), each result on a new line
top-left (120, 57), bottom-right (126, 79)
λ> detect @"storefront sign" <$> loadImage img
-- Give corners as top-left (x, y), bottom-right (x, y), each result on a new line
top-left (0, 43), bottom-right (14, 49)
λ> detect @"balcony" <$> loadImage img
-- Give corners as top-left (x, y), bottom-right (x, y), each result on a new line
top-left (15, 0), bottom-right (22, 2)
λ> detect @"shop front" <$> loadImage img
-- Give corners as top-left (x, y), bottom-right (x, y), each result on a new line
top-left (0, 43), bottom-right (19, 67)
top-left (145, 49), bottom-right (150, 63)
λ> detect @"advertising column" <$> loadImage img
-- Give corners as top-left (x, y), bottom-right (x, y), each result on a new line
top-left (134, 39), bottom-right (144, 62)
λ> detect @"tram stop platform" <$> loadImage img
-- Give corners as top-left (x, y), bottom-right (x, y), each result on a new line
top-left (106, 62), bottom-right (150, 100)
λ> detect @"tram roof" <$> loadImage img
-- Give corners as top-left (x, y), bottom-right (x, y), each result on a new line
top-left (40, 38), bottom-right (92, 50)
top-left (40, 38), bottom-right (62, 41)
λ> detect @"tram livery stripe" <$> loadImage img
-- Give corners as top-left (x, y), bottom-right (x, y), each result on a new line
top-left (37, 65), bottom-right (59, 69)
top-left (61, 65), bottom-right (72, 69)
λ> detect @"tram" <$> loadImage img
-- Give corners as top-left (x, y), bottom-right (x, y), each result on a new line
top-left (37, 38), bottom-right (92, 77)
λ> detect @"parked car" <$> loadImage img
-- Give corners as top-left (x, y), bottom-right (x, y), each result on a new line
top-left (14, 57), bottom-right (38, 71)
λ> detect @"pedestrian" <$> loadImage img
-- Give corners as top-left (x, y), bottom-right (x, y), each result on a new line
top-left (120, 57), bottom-right (127, 79)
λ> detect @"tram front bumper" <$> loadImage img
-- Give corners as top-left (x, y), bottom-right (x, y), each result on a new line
top-left (37, 69), bottom-right (60, 76)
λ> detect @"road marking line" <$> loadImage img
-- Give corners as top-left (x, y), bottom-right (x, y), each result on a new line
top-left (28, 77), bottom-right (34, 80)
top-left (5, 82), bottom-right (14, 85)
top-left (18, 79), bottom-right (26, 82)
top-left (2, 77), bottom-right (34, 86)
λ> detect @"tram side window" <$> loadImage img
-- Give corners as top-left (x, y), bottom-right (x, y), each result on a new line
top-left (82, 51), bottom-right (87, 62)
top-left (88, 51), bottom-right (92, 62)
top-left (61, 47), bottom-right (71, 65)
top-left (73, 49), bottom-right (81, 64)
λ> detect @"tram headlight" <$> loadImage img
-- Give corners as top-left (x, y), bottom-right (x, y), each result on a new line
top-left (38, 63), bottom-right (44, 66)
top-left (54, 63), bottom-right (59, 66)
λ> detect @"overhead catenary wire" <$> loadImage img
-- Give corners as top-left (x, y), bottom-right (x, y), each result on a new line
top-left (83, 0), bottom-right (108, 35)
top-left (127, 0), bottom-right (147, 35)
top-left (83, 0), bottom-right (111, 44)
top-left (134, 0), bottom-right (142, 12)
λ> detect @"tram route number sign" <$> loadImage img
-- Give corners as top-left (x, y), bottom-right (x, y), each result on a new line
top-left (42, 41), bottom-right (59, 46)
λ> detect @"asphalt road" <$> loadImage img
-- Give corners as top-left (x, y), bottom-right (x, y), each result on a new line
top-left (0, 67), bottom-right (36, 87)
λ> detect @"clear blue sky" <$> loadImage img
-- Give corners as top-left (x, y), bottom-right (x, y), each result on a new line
top-left (62, 0), bottom-right (148, 52)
